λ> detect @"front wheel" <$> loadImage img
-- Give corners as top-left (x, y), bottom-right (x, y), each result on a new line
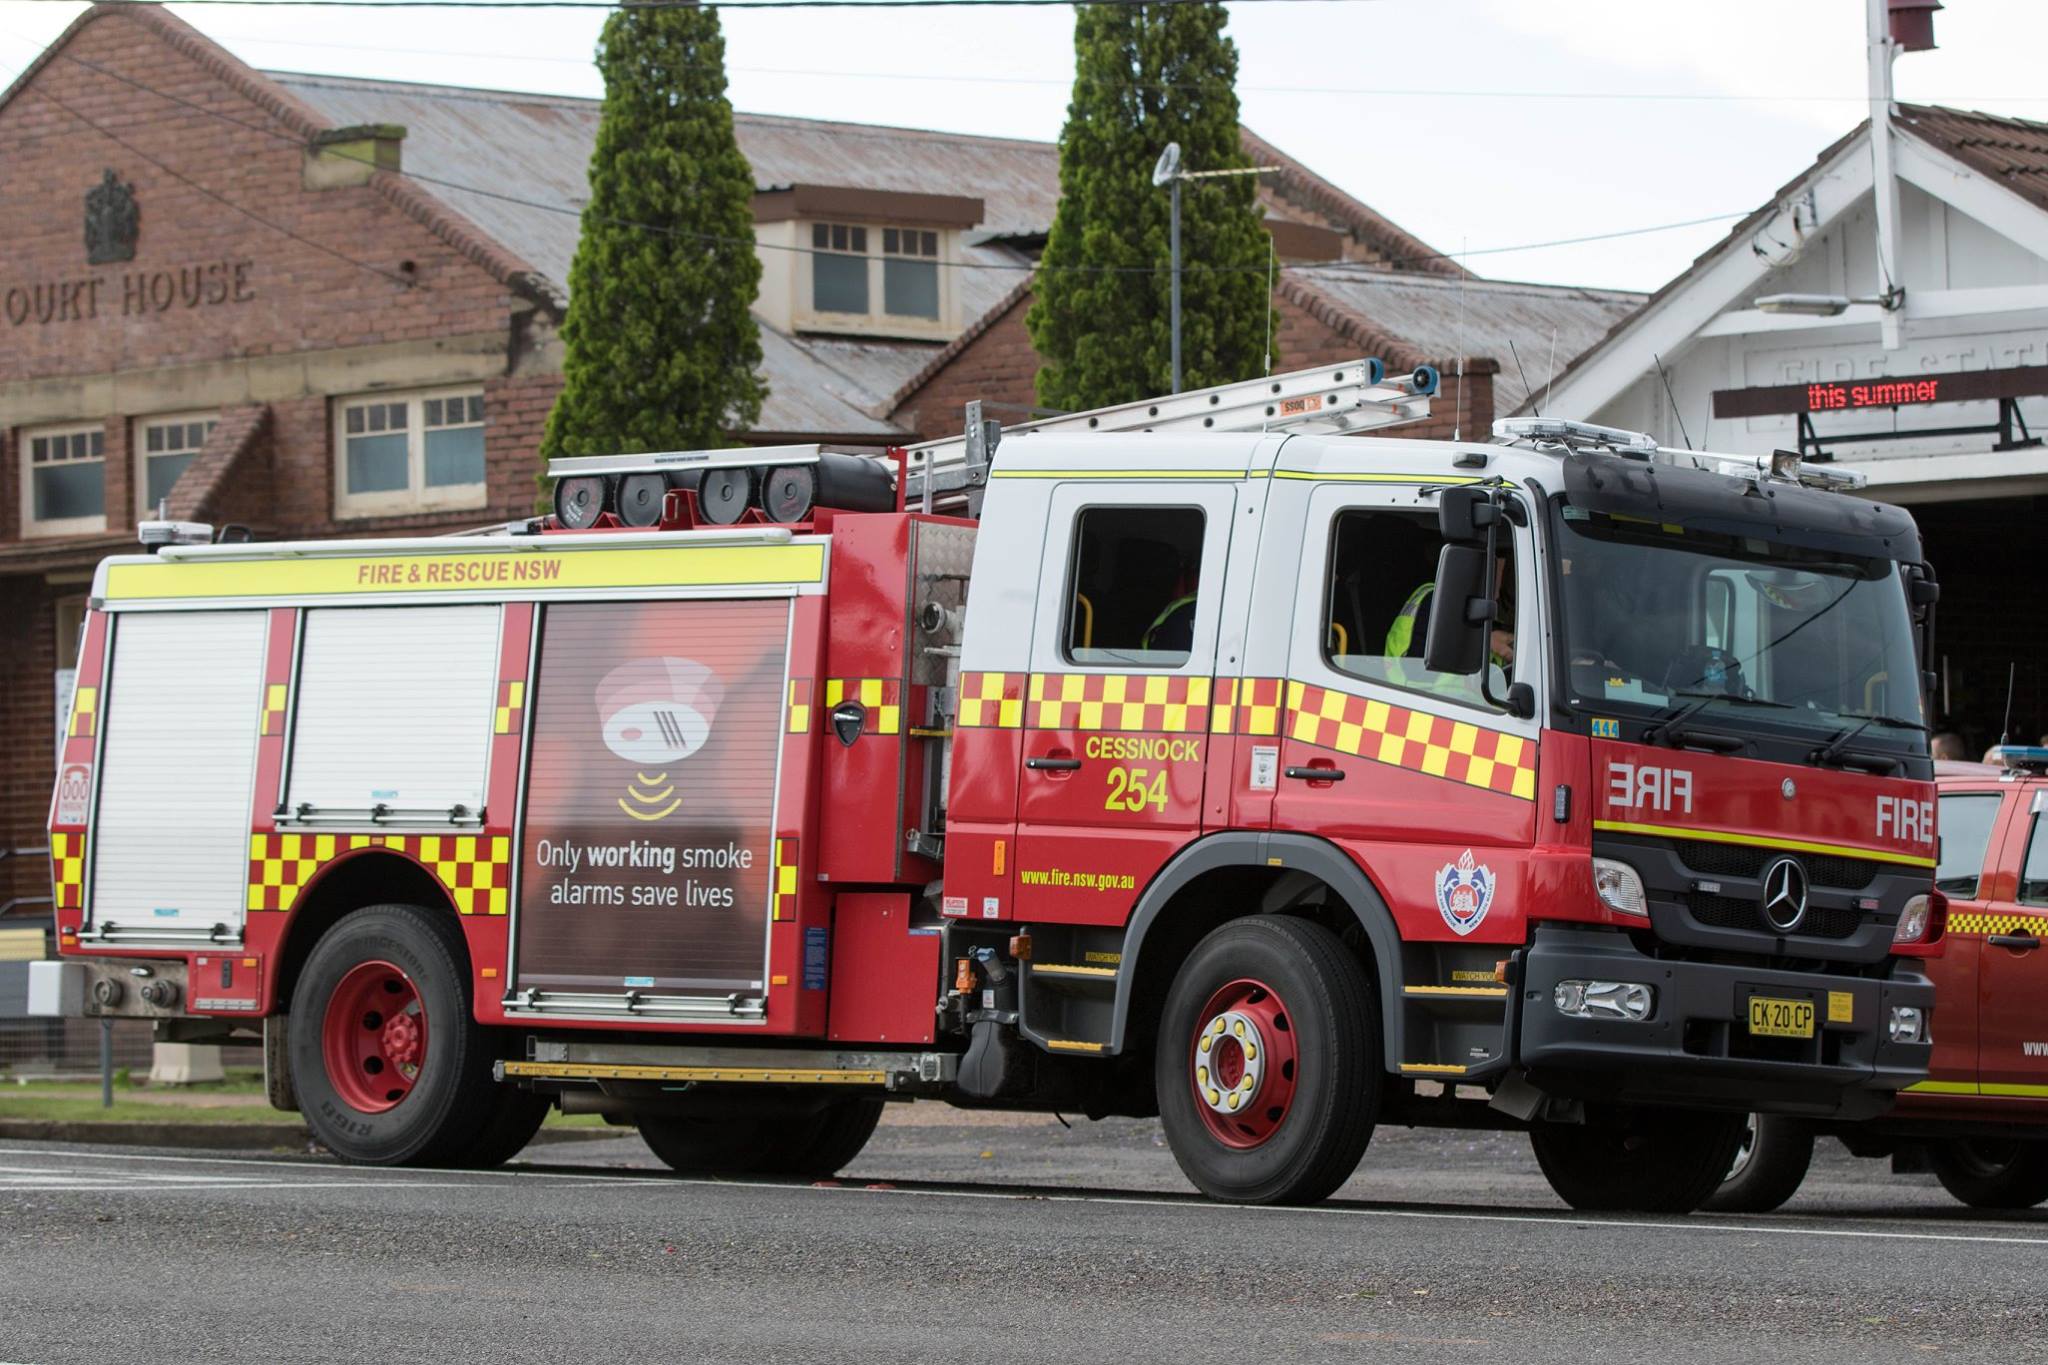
top-left (1702, 1113), bottom-right (1814, 1214)
top-left (1530, 1107), bottom-right (1746, 1213)
top-left (1154, 916), bottom-right (1379, 1205)
top-left (289, 903), bottom-right (498, 1165)
top-left (1931, 1139), bottom-right (2048, 1210)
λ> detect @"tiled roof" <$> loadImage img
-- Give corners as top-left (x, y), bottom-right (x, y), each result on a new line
top-left (1895, 103), bottom-right (2048, 216)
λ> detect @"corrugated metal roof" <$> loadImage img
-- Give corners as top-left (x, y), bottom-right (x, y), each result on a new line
top-left (1289, 269), bottom-right (1645, 414)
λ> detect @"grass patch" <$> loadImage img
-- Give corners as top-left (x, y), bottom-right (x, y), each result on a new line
top-left (0, 1093), bottom-right (291, 1125)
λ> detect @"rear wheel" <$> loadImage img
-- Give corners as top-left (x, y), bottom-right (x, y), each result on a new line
top-left (640, 1096), bottom-right (885, 1177)
top-left (1931, 1139), bottom-right (2048, 1209)
top-left (1155, 916), bottom-right (1379, 1205)
top-left (1530, 1107), bottom-right (1746, 1213)
top-left (442, 1085), bottom-right (551, 1168)
top-left (289, 904), bottom-right (496, 1165)
top-left (1702, 1112), bottom-right (1814, 1214)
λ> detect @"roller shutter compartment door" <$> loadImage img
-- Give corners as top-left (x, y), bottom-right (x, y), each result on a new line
top-left (286, 606), bottom-right (500, 821)
top-left (91, 610), bottom-right (268, 938)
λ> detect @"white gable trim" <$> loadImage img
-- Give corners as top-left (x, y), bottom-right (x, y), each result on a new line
top-left (1893, 130), bottom-right (2048, 264)
top-left (1536, 135), bottom-right (1875, 421)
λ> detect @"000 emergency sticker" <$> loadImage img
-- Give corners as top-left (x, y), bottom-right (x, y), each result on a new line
top-left (1248, 745), bottom-right (1279, 791)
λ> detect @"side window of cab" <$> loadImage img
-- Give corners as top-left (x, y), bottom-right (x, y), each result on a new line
top-left (1062, 506), bottom-right (1206, 669)
top-left (1936, 792), bottom-right (2003, 899)
top-left (1320, 507), bottom-right (1516, 709)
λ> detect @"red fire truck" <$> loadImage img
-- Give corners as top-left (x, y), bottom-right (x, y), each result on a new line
top-left (1710, 749), bottom-right (2048, 1213)
top-left (32, 364), bottom-right (1944, 1212)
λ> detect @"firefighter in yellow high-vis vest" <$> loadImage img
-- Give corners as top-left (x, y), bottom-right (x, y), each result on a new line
top-left (1382, 581), bottom-right (1514, 694)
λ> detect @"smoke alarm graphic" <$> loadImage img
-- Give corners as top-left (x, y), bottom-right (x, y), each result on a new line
top-left (597, 657), bottom-right (724, 765)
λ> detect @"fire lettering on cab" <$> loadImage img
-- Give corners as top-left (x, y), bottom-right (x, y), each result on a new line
top-left (1875, 795), bottom-right (1934, 846)
top-left (1607, 762), bottom-right (1694, 816)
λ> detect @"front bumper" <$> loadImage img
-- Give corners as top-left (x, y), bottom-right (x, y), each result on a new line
top-left (1515, 925), bottom-right (1933, 1120)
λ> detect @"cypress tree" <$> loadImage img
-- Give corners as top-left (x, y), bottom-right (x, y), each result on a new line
top-left (540, 3), bottom-right (765, 464)
top-left (1026, 2), bottom-right (1271, 410)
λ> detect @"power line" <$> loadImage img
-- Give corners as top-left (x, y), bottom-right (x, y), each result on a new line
top-left (23, 80), bottom-right (416, 288)
top-left (200, 33), bottom-right (2048, 104)
top-left (34, 42), bottom-right (1747, 281)
top-left (20, 0), bottom-right (1398, 8)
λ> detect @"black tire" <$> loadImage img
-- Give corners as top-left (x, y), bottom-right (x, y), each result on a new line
top-left (638, 1113), bottom-right (766, 1174)
top-left (760, 1097), bottom-right (885, 1176)
top-left (1154, 916), bottom-right (1379, 1205)
top-left (639, 1097), bottom-right (883, 1177)
top-left (441, 1085), bottom-right (551, 1169)
top-left (1702, 1113), bottom-right (1814, 1214)
top-left (1931, 1139), bottom-right (2048, 1210)
top-left (288, 903), bottom-right (497, 1166)
top-left (1531, 1108), bottom-right (1746, 1213)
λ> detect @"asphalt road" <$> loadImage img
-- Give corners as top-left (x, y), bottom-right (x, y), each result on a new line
top-left (4, 1110), bottom-right (2046, 1365)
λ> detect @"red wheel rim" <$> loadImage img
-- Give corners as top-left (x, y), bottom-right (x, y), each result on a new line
top-left (321, 959), bottom-right (427, 1114)
top-left (1189, 977), bottom-right (1300, 1149)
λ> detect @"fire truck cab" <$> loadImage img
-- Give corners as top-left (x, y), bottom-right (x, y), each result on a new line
top-left (35, 365), bottom-right (1944, 1213)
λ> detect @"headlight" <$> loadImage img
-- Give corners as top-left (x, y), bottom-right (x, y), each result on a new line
top-left (1888, 1005), bottom-right (1927, 1044)
top-left (1554, 979), bottom-right (1654, 1021)
top-left (1592, 857), bottom-right (1647, 918)
top-left (1894, 894), bottom-right (1931, 944)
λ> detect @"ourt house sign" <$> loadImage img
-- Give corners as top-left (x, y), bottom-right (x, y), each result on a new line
top-left (84, 168), bottom-right (139, 265)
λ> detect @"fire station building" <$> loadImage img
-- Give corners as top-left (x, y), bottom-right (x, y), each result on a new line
top-left (1536, 104), bottom-right (2048, 750)
top-left (0, 3), bottom-right (1639, 931)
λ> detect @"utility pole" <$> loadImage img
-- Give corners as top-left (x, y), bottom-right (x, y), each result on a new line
top-left (1153, 143), bottom-right (1278, 394)
top-left (1867, 0), bottom-right (1904, 350)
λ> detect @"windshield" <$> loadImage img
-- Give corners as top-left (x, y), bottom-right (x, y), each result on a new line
top-left (1551, 500), bottom-right (1925, 755)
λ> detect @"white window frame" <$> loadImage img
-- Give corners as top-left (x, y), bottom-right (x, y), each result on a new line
top-left (134, 411), bottom-right (217, 519)
top-left (332, 386), bottom-right (487, 520)
top-left (19, 422), bottom-right (107, 538)
top-left (796, 221), bottom-right (956, 339)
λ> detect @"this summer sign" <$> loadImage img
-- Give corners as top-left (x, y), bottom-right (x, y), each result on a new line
top-left (516, 599), bottom-right (788, 996)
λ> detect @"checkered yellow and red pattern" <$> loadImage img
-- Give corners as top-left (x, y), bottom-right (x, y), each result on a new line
top-left (247, 832), bottom-right (510, 915)
top-left (1948, 910), bottom-right (2048, 936)
top-left (1026, 672), bottom-right (1209, 732)
top-left (1210, 677), bottom-right (1285, 737)
top-left (493, 681), bottom-right (526, 736)
top-left (958, 672), bottom-right (1025, 729)
top-left (824, 678), bottom-right (903, 735)
top-left (259, 684), bottom-right (289, 736)
top-left (786, 679), bottom-right (813, 734)
top-left (1279, 681), bottom-right (1537, 801)
top-left (67, 686), bottom-right (97, 739)
top-left (772, 837), bottom-right (799, 921)
top-left (50, 832), bottom-right (85, 911)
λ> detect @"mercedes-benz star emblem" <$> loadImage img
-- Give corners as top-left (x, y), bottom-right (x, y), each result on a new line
top-left (1759, 857), bottom-right (1809, 933)
top-left (1781, 778), bottom-right (1797, 800)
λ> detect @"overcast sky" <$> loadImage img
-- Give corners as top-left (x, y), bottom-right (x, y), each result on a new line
top-left (2, 0), bottom-right (2045, 292)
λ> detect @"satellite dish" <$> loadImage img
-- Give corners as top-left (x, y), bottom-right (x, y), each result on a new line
top-left (1151, 142), bottom-right (1182, 187)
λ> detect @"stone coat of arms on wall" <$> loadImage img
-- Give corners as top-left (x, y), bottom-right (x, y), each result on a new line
top-left (85, 168), bottom-right (139, 265)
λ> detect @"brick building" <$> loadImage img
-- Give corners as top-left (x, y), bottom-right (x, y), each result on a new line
top-left (0, 3), bottom-right (1641, 928)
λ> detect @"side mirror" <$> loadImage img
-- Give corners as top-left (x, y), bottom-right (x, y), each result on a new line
top-left (1437, 487), bottom-right (1499, 545)
top-left (1908, 573), bottom-right (1940, 608)
top-left (1423, 543), bottom-right (1491, 675)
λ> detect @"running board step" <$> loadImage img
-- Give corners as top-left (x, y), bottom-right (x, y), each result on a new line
top-left (503, 1041), bottom-right (957, 1092)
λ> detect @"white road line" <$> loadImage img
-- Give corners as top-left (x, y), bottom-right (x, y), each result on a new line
top-left (0, 1146), bottom-right (652, 1184)
top-left (0, 1181), bottom-right (479, 1192)
top-left (3, 1144), bottom-right (2044, 1246)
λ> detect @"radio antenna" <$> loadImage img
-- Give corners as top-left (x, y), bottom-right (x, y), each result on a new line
top-left (2001, 660), bottom-right (2018, 747)
top-left (1653, 353), bottom-right (1694, 450)
top-left (1510, 340), bottom-right (1536, 418)
top-left (1544, 326), bottom-right (1558, 417)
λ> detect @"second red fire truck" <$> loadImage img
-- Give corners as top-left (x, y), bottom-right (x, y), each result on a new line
top-left (33, 363), bottom-right (1944, 1212)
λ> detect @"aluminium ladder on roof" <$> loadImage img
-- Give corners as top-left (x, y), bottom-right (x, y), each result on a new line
top-left (903, 358), bottom-right (1438, 509)
top-left (535, 358), bottom-right (1437, 518)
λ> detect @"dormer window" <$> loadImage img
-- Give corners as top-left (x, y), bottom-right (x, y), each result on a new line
top-left (754, 185), bottom-right (984, 341)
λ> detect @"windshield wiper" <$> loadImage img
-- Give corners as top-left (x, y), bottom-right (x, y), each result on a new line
top-left (1643, 690), bottom-right (1785, 750)
top-left (1811, 712), bottom-right (1924, 771)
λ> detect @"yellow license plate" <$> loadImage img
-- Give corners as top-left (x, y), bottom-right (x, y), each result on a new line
top-left (1748, 995), bottom-right (1816, 1039)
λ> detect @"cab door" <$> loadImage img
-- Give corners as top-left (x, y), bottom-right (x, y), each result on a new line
top-left (1271, 482), bottom-right (1540, 946)
top-left (1922, 786), bottom-right (2005, 1093)
top-left (1977, 785), bottom-right (2048, 1102)
top-left (1011, 482), bottom-right (1236, 925)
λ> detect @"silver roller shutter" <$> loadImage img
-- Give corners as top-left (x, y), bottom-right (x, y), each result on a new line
top-left (286, 605), bottom-right (500, 822)
top-left (91, 610), bottom-right (268, 938)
